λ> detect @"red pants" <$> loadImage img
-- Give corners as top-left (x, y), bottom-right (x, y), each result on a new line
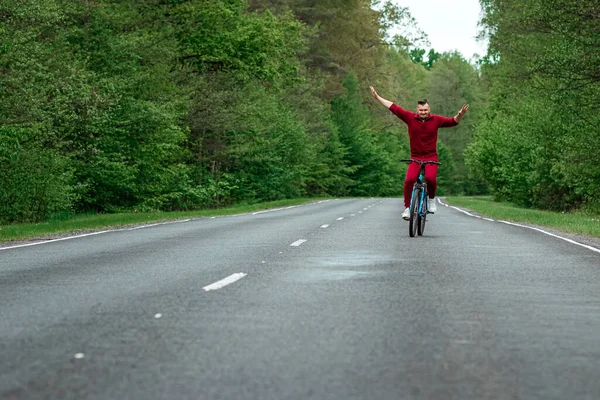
top-left (404, 161), bottom-right (438, 208)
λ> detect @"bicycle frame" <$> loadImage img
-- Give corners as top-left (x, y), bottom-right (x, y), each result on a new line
top-left (410, 166), bottom-right (428, 217)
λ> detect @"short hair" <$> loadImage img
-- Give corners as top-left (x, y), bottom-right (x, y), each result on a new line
top-left (417, 99), bottom-right (429, 106)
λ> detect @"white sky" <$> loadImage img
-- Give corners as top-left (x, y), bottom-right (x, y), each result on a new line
top-left (392, 0), bottom-right (488, 60)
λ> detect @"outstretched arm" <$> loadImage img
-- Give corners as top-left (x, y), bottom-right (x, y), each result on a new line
top-left (370, 86), bottom-right (393, 109)
top-left (453, 104), bottom-right (470, 123)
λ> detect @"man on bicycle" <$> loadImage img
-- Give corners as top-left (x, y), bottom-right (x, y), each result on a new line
top-left (369, 86), bottom-right (469, 220)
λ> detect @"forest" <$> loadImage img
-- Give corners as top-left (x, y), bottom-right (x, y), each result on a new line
top-left (0, 0), bottom-right (597, 224)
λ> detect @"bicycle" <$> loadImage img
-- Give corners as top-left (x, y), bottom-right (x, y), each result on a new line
top-left (401, 159), bottom-right (441, 237)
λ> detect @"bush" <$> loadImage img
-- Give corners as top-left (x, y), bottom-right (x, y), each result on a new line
top-left (0, 140), bottom-right (74, 223)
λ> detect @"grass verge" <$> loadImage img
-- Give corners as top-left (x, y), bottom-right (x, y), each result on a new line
top-left (0, 198), bottom-right (329, 242)
top-left (445, 196), bottom-right (600, 238)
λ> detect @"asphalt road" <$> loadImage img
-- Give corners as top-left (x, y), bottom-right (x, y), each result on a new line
top-left (1, 198), bottom-right (600, 400)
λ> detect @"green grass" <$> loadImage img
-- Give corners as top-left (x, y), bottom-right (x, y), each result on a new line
top-left (445, 196), bottom-right (600, 238)
top-left (0, 198), bottom-right (329, 241)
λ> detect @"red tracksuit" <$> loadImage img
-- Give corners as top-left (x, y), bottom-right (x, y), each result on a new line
top-left (389, 103), bottom-right (458, 208)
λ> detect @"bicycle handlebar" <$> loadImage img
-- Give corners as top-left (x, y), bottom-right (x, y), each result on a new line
top-left (400, 159), bottom-right (441, 165)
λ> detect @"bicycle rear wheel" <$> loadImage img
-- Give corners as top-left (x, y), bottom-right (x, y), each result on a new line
top-left (409, 187), bottom-right (421, 237)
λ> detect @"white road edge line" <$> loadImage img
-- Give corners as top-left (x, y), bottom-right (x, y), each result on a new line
top-left (449, 206), bottom-right (478, 218)
top-left (1, 230), bottom-right (113, 251)
top-left (290, 239), bottom-right (307, 247)
top-left (0, 220), bottom-right (192, 251)
top-left (203, 273), bottom-right (247, 291)
top-left (440, 198), bottom-right (600, 255)
top-left (498, 221), bottom-right (600, 254)
top-left (127, 220), bottom-right (191, 230)
top-left (252, 205), bottom-right (298, 215)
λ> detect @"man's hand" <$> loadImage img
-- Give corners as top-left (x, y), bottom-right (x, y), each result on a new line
top-left (370, 86), bottom-right (379, 99)
top-left (370, 86), bottom-right (393, 109)
top-left (454, 104), bottom-right (469, 123)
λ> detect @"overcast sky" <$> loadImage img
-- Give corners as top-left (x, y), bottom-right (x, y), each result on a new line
top-left (392, 0), bottom-right (488, 59)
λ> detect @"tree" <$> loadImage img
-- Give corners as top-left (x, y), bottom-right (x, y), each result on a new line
top-left (424, 52), bottom-right (486, 194)
top-left (409, 48), bottom-right (440, 70)
top-left (468, 0), bottom-right (600, 211)
top-left (331, 74), bottom-right (405, 196)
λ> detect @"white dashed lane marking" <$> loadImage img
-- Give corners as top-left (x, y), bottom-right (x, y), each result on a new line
top-left (203, 273), bottom-right (248, 292)
top-left (321, 225), bottom-right (330, 228)
top-left (290, 239), bottom-right (307, 247)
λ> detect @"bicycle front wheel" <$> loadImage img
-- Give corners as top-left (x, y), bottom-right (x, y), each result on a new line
top-left (409, 187), bottom-right (421, 237)
top-left (418, 212), bottom-right (426, 236)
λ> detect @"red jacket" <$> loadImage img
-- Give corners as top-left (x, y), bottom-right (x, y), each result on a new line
top-left (389, 103), bottom-right (458, 160)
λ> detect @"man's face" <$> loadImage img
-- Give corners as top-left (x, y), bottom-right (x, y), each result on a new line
top-left (416, 103), bottom-right (431, 119)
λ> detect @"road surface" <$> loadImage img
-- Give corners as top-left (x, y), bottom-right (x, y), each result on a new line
top-left (1, 198), bottom-right (600, 399)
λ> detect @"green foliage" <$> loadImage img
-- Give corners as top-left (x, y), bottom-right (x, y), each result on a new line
top-left (225, 90), bottom-right (312, 202)
top-left (409, 48), bottom-right (426, 64)
top-left (187, 75), bottom-right (315, 205)
top-left (409, 48), bottom-right (440, 70)
top-left (424, 52), bottom-right (487, 194)
top-left (174, 0), bottom-right (304, 85)
top-left (435, 141), bottom-right (457, 196)
top-left (0, 128), bottom-right (74, 223)
top-left (1, 0), bottom-right (195, 214)
top-left (0, 0), bottom-right (486, 225)
top-left (330, 74), bottom-right (405, 196)
top-left (468, 0), bottom-right (600, 211)
top-left (376, 0), bottom-right (429, 49)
